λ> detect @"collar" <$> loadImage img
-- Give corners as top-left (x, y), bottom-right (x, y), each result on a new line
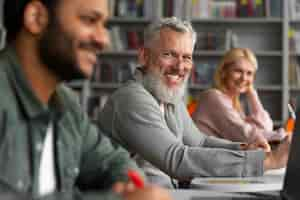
top-left (4, 46), bottom-right (66, 120)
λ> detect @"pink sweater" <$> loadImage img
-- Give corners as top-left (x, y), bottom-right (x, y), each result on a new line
top-left (192, 89), bottom-right (285, 143)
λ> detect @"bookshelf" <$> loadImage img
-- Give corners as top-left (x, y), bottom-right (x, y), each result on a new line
top-left (288, 0), bottom-right (300, 119)
top-left (70, 0), bottom-right (291, 127)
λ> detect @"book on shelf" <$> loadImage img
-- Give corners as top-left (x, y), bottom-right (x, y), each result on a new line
top-left (163, 0), bottom-right (174, 17)
top-left (115, 0), bottom-right (127, 17)
top-left (108, 26), bottom-right (124, 51)
top-left (190, 62), bottom-right (216, 85)
top-left (87, 94), bottom-right (110, 121)
top-left (237, 0), bottom-right (268, 17)
top-left (294, 32), bottom-right (300, 54)
top-left (289, 28), bottom-right (300, 54)
top-left (288, 29), bottom-right (300, 87)
top-left (225, 29), bottom-right (239, 49)
top-left (110, 0), bottom-right (144, 17)
top-left (93, 61), bottom-right (137, 84)
top-left (288, 57), bottom-right (300, 87)
top-left (225, 29), bottom-right (232, 50)
top-left (143, 0), bottom-right (163, 19)
top-left (107, 27), bottom-right (143, 51)
top-left (254, 0), bottom-right (265, 17)
top-left (108, 0), bottom-right (281, 19)
top-left (108, 0), bottom-right (116, 17)
top-left (100, 62), bottom-right (114, 83)
top-left (195, 31), bottom-right (226, 51)
top-left (236, 0), bottom-right (249, 17)
top-left (126, 30), bottom-right (143, 50)
top-left (173, 0), bottom-right (187, 19)
top-left (160, 0), bottom-right (238, 19)
top-left (194, 29), bottom-right (239, 51)
top-left (128, 0), bottom-right (144, 17)
top-left (211, 1), bottom-right (236, 18)
top-left (289, 0), bottom-right (300, 19)
top-left (172, 0), bottom-right (280, 19)
top-left (268, 0), bottom-right (281, 17)
top-left (117, 61), bottom-right (138, 83)
top-left (91, 61), bottom-right (102, 82)
top-left (191, 0), bottom-right (211, 19)
top-left (190, 0), bottom-right (236, 19)
top-left (230, 31), bottom-right (239, 49)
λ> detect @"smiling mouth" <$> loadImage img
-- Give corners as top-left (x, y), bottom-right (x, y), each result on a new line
top-left (86, 51), bottom-right (97, 64)
top-left (238, 83), bottom-right (248, 87)
top-left (165, 74), bottom-right (185, 86)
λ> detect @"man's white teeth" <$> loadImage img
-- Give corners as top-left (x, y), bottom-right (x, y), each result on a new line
top-left (167, 74), bottom-right (180, 81)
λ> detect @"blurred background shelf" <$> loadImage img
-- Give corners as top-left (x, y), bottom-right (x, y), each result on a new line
top-left (64, 0), bottom-right (299, 126)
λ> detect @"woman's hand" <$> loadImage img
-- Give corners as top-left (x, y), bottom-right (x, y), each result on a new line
top-left (246, 83), bottom-right (255, 95)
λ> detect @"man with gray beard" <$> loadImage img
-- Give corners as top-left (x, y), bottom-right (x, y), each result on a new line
top-left (98, 17), bottom-right (290, 188)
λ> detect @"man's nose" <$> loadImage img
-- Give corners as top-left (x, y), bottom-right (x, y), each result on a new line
top-left (93, 26), bottom-right (110, 52)
top-left (174, 56), bottom-right (185, 71)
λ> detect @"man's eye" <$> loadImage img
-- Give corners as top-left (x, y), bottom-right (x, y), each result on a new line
top-left (162, 52), bottom-right (172, 57)
top-left (82, 16), bottom-right (97, 24)
top-left (184, 56), bottom-right (192, 62)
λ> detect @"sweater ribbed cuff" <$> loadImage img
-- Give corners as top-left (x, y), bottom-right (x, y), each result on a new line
top-left (242, 150), bottom-right (264, 177)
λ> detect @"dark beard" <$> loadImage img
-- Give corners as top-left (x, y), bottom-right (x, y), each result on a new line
top-left (38, 17), bottom-right (86, 82)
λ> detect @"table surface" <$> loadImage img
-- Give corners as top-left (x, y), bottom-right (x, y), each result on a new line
top-left (190, 168), bottom-right (285, 192)
top-left (170, 168), bottom-right (285, 200)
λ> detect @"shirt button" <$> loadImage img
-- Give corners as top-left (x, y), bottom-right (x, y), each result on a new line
top-left (57, 141), bottom-right (62, 146)
top-left (35, 142), bottom-right (43, 152)
top-left (67, 167), bottom-right (79, 177)
top-left (17, 180), bottom-right (24, 190)
top-left (73, 167), bottom-right (79, 175)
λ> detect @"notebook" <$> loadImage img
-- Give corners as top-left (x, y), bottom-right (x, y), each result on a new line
top-left (190, 173), bottom-right (284, 192)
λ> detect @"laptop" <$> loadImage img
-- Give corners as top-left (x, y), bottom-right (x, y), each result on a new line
top-left (187, 110), bottom-right (300, 200)
top-left (280, 111), bottom-right (300, 199)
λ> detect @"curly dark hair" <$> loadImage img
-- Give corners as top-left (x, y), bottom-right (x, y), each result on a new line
top-left (3, 0), bottom-right (59, 42)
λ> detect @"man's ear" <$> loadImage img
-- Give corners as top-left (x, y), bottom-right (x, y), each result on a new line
top-left (138, 47), bottom-right (149, 67)
top-left (23, 1), bottom-right (49, 35)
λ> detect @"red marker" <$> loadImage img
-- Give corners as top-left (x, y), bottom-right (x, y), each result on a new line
top-left (127, 170), bottom-right (144, 188)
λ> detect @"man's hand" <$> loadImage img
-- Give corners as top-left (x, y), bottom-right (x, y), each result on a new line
top-left (240, 137), bottom-right (271, 153)
top-left (264, 135), bottom-right (291, 171)
top-left (123, 185), bottom-right (172, 200)
top-left (113, 182), bottom-right (136, 194)
top-left (112, 182), bottom-right (172, 200)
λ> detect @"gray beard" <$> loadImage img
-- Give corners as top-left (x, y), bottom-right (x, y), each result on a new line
top-left (142, 70), bottom-right (188, 104)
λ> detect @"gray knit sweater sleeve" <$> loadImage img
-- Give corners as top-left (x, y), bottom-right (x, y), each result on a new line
top-left (99, 82), bottom-right (264, 179)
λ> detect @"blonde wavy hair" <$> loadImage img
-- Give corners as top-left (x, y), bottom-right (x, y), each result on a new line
top-left (214, 48), bottom-right (258, 112)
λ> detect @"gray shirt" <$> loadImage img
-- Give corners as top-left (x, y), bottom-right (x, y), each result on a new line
top-left (98, 71), bottom-right (265, 187)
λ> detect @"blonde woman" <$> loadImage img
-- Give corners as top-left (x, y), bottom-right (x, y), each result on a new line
top-left (192, 48), bottom-right (286, 151)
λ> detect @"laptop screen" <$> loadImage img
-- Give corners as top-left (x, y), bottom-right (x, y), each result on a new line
top-left (281, 110), bottom-right (300, 199)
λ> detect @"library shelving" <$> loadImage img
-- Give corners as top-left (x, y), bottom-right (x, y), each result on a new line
top-left (70, 0), bottom-right (292, 127)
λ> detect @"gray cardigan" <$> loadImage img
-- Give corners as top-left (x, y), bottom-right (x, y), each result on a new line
top-left (98, 72), bottom-right (265, 187)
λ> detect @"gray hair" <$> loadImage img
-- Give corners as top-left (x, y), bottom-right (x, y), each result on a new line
top-left (144, 17), bottom-right (197, 49)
